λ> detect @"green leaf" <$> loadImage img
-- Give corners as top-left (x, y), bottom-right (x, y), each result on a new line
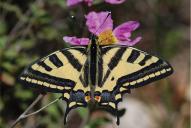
top-left (16, 57), bottom-right (33, 67)
top-left (49, 0), bottom-right (67, 8)
top-left (163, 29), bottom-right (182, 58)
top-left (0, 36), bottom-right (7, 48)
top-left (46, 104), bottom-right (60, 119)
top-left (4, 49), bottom-right (18, 59)
top-left (16, 39), bottom-right (35, 49)
top-left (88, 117), bottom-right (109, 128)
top-left (15, 85), bottom-right (33, 100)
top-left (38, 27), bottom-right (59, 40)
top-left (30, 4), bottom-right (47, 18)
top-left (1, 62), bottom-right (16, 72)
top-left (0, 2), bottom-right (27, 22)
top-left (77, 107), bottom-right (88, 119)
top-left (93, 0), bottom-right (103, 5)
top-left (0, 20), bottom-right (7, 35)
top-left (0, 97), bottom-right (4, 111)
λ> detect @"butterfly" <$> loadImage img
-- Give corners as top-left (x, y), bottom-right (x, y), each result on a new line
top-left (19, 35), bottom-right (173, 125)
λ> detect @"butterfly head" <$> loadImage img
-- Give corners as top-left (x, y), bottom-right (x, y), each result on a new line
top-left (90, 34), bottom-right (98, 45)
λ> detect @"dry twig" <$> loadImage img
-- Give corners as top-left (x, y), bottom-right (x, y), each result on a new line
top-left (10, 94), bottom-right (44, 128)
top-left (10, 94), bottom-right (62, 128)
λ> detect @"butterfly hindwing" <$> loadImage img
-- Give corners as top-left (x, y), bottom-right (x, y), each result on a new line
top-left (19, 46), bottom-right (90, 123)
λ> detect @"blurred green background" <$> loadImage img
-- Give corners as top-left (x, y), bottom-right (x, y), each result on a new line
top-left (0, 0), bottom-right (190, 128)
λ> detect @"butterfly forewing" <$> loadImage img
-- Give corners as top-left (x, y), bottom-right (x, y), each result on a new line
top-left (20, 47), bottom-right (88, 93)
top-left (19, 46), bottom-right (91, 123)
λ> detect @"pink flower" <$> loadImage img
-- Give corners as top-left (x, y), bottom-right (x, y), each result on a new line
top-left (66, 0), bottom-right (126, 7)
top-left (67, 0), bottom-right (93, 6)
top-left (105, 0), bottom-right (126, 4)
top-left (63, 11), bottom-right (141, 46)
top-left (63, 36), bottom-right (89, 45)
top-left (85, 11), bottom-right (142, 46)
top-left (86, 11), bottom-right (113, 35)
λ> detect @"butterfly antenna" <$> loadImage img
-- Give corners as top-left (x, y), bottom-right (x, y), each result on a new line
top-left (94, 11), bottom-right (111, 35)
top-left (90, 11), bottom-right (111, 42)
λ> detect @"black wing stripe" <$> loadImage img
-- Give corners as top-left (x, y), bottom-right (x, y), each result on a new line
top-left (84, 63), bottom-right (89, 87)
top-left (79, 75), bottom-right (86, 87)
top-left (100, 48), bottom-right (126, 87)
top-left (49, 54), bottom-right (63, 68)
top-left (19, 80), bottom-right (67, 93)
top-left (108, 48), bottom-right (126, 70)
top-left (138, 54), bottom-right (152, 66)
top-left (100, 46), bottom-right (115, 55)
top-left (127, 49), bottom-right (140, 63)
top-left (128, 68), bottom-right (172, 89)
top-left (37, 61), bottom-right (52, 71)
top-left (100, 70), bottom-right (110, 87)
top-left (24, 67), bottom-right (75, 87)
top-left (61, 50), bottom-right (82, 72)
top-left (117, 60), bottom-right (172, 85)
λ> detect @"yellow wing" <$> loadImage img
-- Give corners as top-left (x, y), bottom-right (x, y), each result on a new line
top-left (20, 46), bottom-right (89, 93)
top-left (19, 46), bottom-right (90, 124)
top-left (95, 45), bottom-right (173, 109)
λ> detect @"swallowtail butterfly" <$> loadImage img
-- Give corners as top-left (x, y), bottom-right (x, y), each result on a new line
top-left (19, 35), bottom-right (173, 125)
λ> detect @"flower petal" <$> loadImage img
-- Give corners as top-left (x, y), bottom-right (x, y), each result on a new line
top-left (67, 0), bottom-right (93, 6)
top-left (66, 0), bottom-right (81, 6)
top-left (105, 0), bottom-right (126, 4)
top-left (84, 0), bottom-right (93, 6)
top-left (113, 21), bottom-right (140, 41)
top-left (85, 11), bottom-right (113, 35)
top-left (118, 36), bottom-right (142, 46)
top-left (63, 36), bottom-right (89, 45)
top-left (113, 21), bottom-right (140, 35)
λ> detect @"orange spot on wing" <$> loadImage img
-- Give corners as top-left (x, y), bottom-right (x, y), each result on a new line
top-left (94, 96), bottom-right (101, 102)
top-left (85, 96), bottom-right (91, 102)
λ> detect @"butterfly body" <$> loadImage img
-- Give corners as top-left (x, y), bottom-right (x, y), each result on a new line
top-left (19, 37), bottom-right (173, 125)
top-left (89, 37), bottom-right (99, 100)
